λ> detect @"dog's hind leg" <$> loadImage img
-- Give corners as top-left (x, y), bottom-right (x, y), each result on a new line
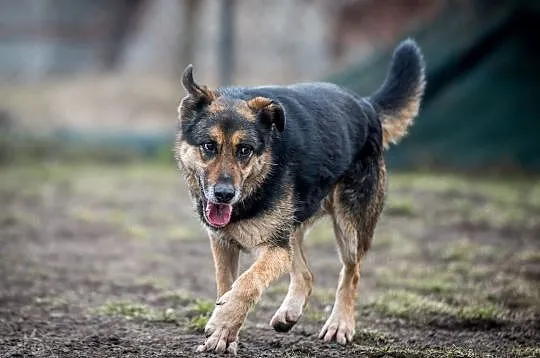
top-left (270, 228), bottom-right (313, 332)
top-left (319, 158), bottom-right (386, 345)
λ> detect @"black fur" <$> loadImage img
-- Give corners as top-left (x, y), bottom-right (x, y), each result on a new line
top-left (370, 38), bottom-right (425, 116)
top-left (179, 39), bottom-right (425, 245)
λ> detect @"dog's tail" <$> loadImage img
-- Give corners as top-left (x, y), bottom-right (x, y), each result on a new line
top-left (370, 38), bottom-right (426, 149)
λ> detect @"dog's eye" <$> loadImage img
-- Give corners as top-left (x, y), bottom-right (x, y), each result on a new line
top-left (200, 142), bottom-right (217, 154)
top-left (237, 145), bottom-right (253, 158)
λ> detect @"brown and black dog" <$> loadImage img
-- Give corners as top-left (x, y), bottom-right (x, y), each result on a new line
top-left (175, 39), bottom-right (425, 354)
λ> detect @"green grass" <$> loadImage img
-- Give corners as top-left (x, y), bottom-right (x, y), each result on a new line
top-left (93, 295), bottom-right (218, 331)
top-left (304, 218), bottom-right (334, 244)
top-left (186, 298), bottom-right (215, 332)
top-left (376, 267), bottom-right (459, 295)
top-left (135, 276), bottom-right (172, 290)
top-left (354, 328), bottom-right (392, 345)
top-left (354, 346), bottom-right (479, 358)
top-left (384, 195), bottom-right (418, 217)
top-left (517, 250), bottom-right (540, 263)
top-left (372, 290), bottom-right (506, 323)
top-left (94, 301), bottom-right (177, 323)
top-left (511, 347), bottom-right (540, 357)
top-left (156, 290), bottom-right (192, 304)
top-left (439, 239), bottom-right (480, 262)
top-left (303, 304), bottom-right (326, 323)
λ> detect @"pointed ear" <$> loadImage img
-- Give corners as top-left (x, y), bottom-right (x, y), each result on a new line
top-left (247, 97), bottom-right (285, 132)
top-left (181, 64), bottom-right (216, 103)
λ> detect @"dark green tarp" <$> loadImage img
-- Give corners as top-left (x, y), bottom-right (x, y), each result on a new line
top-left (328, 1), bottom-right (540, 171)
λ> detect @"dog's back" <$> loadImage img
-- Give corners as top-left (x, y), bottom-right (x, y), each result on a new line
top-left (214, 39), bottom-right (425, 222)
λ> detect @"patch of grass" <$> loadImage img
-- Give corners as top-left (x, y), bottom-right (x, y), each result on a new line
top-left (456, 305), bottom-right (501, 321)
top-left (485, 276), bottom-right (540, 310)
top-left (440, 240), bottom-right (477, 262)
top-left (511, 347), bottom-right (540, 357)
top-left (303, 304), bottom-right (326, 323)
top-left (310, 287), bottom-right (335, 303)
top-left (186, 298), bottom-right (215, 332)
top-left (370, 232), bottom-right (419, 257)
top-left (70, 207), bottom-right (100, 223)
top-left (157, 290), bottom-right (192, 304)
top-left (135, 276), bottom-right (172, 290)
top-left (438, 239), bottom-right (500, 263)
top-left (166, 226), bottom-right (199, 241)
top-left (96, 301), bottom-right (149, 319)
top-left (266, 282), bottom-right (290, 296)
top-left (377, 270), bottom-right (458, 295)
top-left (125, 224), bottom-right (150, 240)
top-left (517, 250), bottom-right (540, 263)
top-left (389, 172), bottom-right (540, 230)
top-left (34, 296), bottom-right (67, 307)
top-left (372, 290), bottom-right (505, 323)
top-left (354, 328), bottom-right (392, 344)
top-left (108, 211), bottom-right (129, 225)
top-left (356, 346), bottom-right (478, 358)
top-left (385, 195), bottom-right (418, 217)
top-left (94, 301), bottom-right (178, 323)
top-left (305, 218), bottom-right (334, 244)
top-left (373, 291), bottom-right (452, 318)
top-left (159, 307), bottom-right (178, 322)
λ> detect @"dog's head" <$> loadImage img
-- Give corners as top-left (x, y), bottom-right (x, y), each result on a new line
top-left (175, 65), bottom-right (285, 228)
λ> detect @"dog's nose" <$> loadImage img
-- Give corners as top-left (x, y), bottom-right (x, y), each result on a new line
top-left (214, 183), bottom-right (235, 203)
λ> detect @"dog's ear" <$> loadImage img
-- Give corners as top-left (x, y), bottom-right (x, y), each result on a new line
top-left (181, 64), bottom-right (216, 104)
top-left (247, 97), bottom-right (285, 132)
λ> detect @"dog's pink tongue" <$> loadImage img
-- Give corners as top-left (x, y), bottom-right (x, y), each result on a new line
top-left (206, 202), bottom-right (233, 227)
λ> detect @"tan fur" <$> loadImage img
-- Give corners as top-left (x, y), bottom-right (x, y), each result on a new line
top-left (240, 149), bottom-right (272, 200)
top-left (209, 234), bottom-right (240, 299)
top-left (199, 86), bottom-right (217, 101)
top-left (247, 96), bottom-right (273, 111)
top-left (317, 159), bottom-right (387, 344)
top-left (318, 260), bottom-right (361, 343)
top-left (234, 101), bottom-right (257, 121)
top-left (175, 135), bottom-right (273, 210)
top-left (381, 79), bottom-right (425, 149)
top-left (230, 131), bottom-right (245, 148)
top-left (233, 245), bottom-right (292, 302)
top-left (208, 96), bottom-right (258, 122)
top-left (270, 228), bottom-right (313, 329)
top-left (289, 229), bottom-right (313, 298)
top-left (174, 141), bottom-right (202, 200)
top-left (216, 186), bottom-right (295, 249)
top-left (209, 126), bottom-right (225, 146)
top-left (203, 126), bottom-right (245, 188)
top-left (201, 245), bottom-right (291, 353)
top-left (207, 98), bottom-right (227, 114)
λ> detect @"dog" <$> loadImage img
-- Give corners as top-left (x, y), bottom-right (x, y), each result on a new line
top-left (174, 38), bottom-right (425, 354)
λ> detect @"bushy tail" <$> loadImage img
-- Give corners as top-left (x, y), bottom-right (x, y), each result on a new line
top-left (370, 38), bottom-right (426, 149)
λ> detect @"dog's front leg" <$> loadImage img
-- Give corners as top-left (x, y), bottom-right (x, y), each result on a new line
top-left (196, 245), bottom-right (291, 355)
top-left (209, 233), bottom-right (240, 299)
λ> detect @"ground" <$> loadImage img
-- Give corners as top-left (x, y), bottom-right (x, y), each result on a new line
top-left (0, 163), bottom-right (539, 358)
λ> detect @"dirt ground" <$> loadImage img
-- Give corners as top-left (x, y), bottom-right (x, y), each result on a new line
top-left (1, 163), bottom-right (539, 358)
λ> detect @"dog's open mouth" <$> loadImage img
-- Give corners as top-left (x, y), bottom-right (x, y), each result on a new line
top-left (205, 201), bottom-right (233, 228)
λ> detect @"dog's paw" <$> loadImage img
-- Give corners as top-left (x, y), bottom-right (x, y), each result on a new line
top-left (318, 312), bottom-right (355, 345)
top-left (195, 291), bottom-right (246, 355)
top-left (196, 325), bottom-right (239, 355)
top-left (269, 298), bottom-right (304, 332)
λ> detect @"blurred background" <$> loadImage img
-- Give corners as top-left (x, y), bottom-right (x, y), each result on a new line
top-left (1, 1), bottom-right (539, 356)
top-left (1, 0), bottom-right (539, 171)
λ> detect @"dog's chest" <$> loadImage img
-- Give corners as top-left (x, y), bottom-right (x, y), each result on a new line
top-left (215, 188), bottom-right (295, 248)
